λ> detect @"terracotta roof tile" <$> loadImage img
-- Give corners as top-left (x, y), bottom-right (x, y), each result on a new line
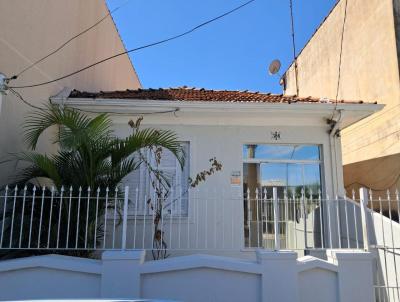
top-left (68, 87), bottom-right (370, 105)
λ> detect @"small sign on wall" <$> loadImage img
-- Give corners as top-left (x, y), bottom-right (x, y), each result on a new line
top-left (230, 171), bottom-right (241, 186)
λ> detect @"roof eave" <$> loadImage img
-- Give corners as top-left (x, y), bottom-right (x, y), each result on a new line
top-left (51, 97), bottom-right (384, 128)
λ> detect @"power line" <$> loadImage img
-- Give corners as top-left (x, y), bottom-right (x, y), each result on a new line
top-left (8, 88), bottom-right (44, 110)
top-left (342, 128), bottom-right (400, 156)
top-left (343, 103), bottom-right (400, 134)
top-left (289, 0), bottom-right (299, 96)
top-left (344, 140), bottom-right (400, 191)
top-left (9, 0), bottom-right (257, 90)
top-left (334, 0), bottom-right (348, 107)
top-left (328, 0), bottom-right (349, 122)
top-left (342, 114), bottom-right (400, 149)
top-left (9, 88), bottom-right (180, 116)
top-left (8, 0), bottom-right (132, 81)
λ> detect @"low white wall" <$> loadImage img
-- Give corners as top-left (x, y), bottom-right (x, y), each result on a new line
top-left (0, 250), bottom-right (373, 302)
top-left (142, 267), bottom-right (261, 302)
top-left (0, 255), bottom-right (101, 300)
top-left (299, 268), bottom-right (338, 302)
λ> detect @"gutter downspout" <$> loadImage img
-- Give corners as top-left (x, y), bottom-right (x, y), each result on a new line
top-left (0, 73), bottom-right (7, 116)
top-left (327, 110), bottom-right (343, 248)
top-left (328, 110), bottom-right (343, 198)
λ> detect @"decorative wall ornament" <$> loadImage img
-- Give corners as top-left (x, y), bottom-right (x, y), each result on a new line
top-left (271, 131), bottom-right (281, 141)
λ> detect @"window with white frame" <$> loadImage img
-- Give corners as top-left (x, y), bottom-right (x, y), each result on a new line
top-left (124, 142), bottom-right (190, 216)
top-left (243, 144), bottom-right (323, 199)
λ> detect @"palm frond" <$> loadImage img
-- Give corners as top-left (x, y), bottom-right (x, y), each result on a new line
top-left (24, 105), bottom-right (92, 150)
top-left (14, 152), bottom-right (62, 187)
top-left (112, 128), bottom-right (185, 168)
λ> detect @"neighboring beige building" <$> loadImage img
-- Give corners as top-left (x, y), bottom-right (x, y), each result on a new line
top-left (0, 0), bottom-right (141, 185)
top-left (283, 0), bottom-right (400, 196)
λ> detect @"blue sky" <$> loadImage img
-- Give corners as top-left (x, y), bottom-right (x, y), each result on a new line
top-left (106, 0), bottom-right (336, 93)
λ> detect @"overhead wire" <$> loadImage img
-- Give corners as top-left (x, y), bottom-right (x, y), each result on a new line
top-left (343, 103), bottom-right (400, 134)
top-left (342, 128), bottom-right (400, 156)
top-left (9, 88), bottom-right (180, 116)
top-left (8, 88), bottom-right (44, 110)
top-left (331, 0), bottom-right (348, 120)
top-left (342, 121), bottom-right (399, 149)
top-left (8, 0), bottom-right (132, 81)
top-left (289, 0), bottom-right (299, 96)
top-left (8, 0), bottom-right (257, 89)
top-left (344, 140), bottom-right (400, 191)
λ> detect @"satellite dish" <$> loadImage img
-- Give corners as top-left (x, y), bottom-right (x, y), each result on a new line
top-left (268, 59), bottom-right (282, 75)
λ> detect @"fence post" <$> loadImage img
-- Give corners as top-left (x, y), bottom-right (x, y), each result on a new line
top-left (101, 250), bottom-right (145, 298)
top-left (301, 188), bottom-right (307, 249)
top-left (257, 250), bottom-right (298, 302)
top-left (273, 187), bottom-right (280, 250)
top-left (359, 187), bottom-right (370, 251)
top-left (121, 186), bottom-right (129, 250)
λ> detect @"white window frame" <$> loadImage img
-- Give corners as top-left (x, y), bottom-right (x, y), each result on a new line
top-left (126, 142), bottom-right (190, 217)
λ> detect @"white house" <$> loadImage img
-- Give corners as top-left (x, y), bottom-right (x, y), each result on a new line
top-left (51, 87), bottom-right (383, 256)
top-left (0, 87), bottom-right (396, 302)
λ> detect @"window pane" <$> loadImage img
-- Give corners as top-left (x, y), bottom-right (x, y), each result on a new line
top-left (243, 144), bottom-right (320, 161)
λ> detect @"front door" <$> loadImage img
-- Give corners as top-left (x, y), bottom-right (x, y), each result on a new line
top-left (243, 144), bottom-right (323, 249)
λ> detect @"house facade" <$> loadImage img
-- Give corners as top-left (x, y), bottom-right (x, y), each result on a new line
top-left (283, 0), bottom-right (400, 198)
top-left (52, 87), bottom-right (382, 256)
top-left (0, 87), bottom-right (391, 302)
top-left (0, 0), bottom-right (141, 185)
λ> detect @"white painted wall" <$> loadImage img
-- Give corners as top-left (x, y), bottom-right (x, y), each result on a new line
top-left (298, 268), bottom-right (338, 302)
top-left (0, 255), bottom-right (101, 300)
top-left (109, 119), bottom-right (339, 256)
top-left (142, 267), bottom-right (261, 302)
top-left (0, 250), bottom-right (374, 302)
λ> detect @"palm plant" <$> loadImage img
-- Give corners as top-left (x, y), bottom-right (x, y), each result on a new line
top-left (0, 105), bottom-right (184, 259)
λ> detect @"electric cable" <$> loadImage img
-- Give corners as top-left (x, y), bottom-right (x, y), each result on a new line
top-left (8, 88), bottom-right (44, 110)
top-left (9, 88), bottom-right (179, 116)
top-left (8, 0), bottom-right (132, 81)
top-left (9, 0), bottom-right (257, 89)
top-left (289, 0), bottom-right (299, 96)
top-left (332, 0), bottom-right (348, 117)
top-left (342, 129), bottom-right (400, 156)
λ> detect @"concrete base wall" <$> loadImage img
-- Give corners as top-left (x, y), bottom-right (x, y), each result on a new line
top-left (0, 250), bottom-right (373, 302)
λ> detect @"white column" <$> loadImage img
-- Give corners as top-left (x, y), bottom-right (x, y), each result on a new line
top-left (327, 250), bottom-right (374, 302)
top-left (359, 187), bottom-right (370, 251)
top-left (101, 250), bottom-right (145, 298)
top-left (257, 250), bottom-right (299, 302)
top-left (273, 187), bottom-right (280, 250)
top-left (0, 73), bottom-right (6, 115)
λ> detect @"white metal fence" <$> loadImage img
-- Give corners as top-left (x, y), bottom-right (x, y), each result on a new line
top-left (0, 185), bottom-right (244, 251)
top-left (357, 188), bottom-right (400, 302)
top-left (0, 184), bottom-right (377, 253)
top-left (244, 188), bottom-right (368, 250)
top-left (1, 184), bottom-right (400, 301)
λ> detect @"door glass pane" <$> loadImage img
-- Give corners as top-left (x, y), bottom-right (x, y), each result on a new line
top-left (287, 164), bottom-right (303, 199)
top-left (303, 164), bottom-right (321, 199)
top-left (243, 144), bottom-right (323, 249)
top-left (260, 163), bottom-right (286, 199)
